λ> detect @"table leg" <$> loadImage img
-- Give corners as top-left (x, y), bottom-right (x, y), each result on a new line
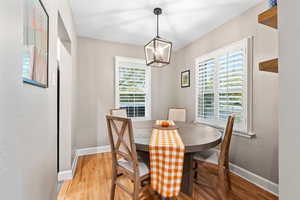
top-left (137, 150), bottom-right (150, 164)
top-left (180, 153), bottom-right (194, 196)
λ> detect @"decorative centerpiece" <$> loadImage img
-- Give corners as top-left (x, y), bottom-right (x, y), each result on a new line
top-left (268, 0), bottom-right (277, 8)
top-left (153, 120), bottom-right (178, 130)
top-left (161, 121), bottom-right (170, 127)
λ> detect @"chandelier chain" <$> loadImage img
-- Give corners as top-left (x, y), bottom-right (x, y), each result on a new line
top-left (156, 14), bottom-right (159, 38)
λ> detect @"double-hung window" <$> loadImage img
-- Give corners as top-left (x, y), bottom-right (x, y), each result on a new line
top-left (195, 38), bottom-right (253, 134)
top-left (115, 56), bottom-right (151, 120)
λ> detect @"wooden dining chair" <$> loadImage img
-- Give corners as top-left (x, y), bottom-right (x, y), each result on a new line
top-left (110, 108), bottom-right (128, 118)
top-left (193, 114), bottom-right (235, 200)
top-left (106, 115), bottom-right (150, 200)
top-left (168, 107), bottom-right (186, 122)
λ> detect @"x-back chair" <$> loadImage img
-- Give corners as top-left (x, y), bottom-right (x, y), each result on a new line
top-left (106, 115), bottom-right (150, 200)
top-left (110, 108), bottom-right (128, 118)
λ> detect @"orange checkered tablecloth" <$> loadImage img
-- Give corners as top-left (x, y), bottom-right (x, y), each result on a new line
top-left (149, 120), bottom-right (185, 198)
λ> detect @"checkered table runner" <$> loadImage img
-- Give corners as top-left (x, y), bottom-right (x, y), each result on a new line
top-left (149, 120), bottom-right (185, 198)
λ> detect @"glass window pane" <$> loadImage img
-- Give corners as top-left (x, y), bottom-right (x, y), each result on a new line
top-left (117, 60), bottom-right (149, 119)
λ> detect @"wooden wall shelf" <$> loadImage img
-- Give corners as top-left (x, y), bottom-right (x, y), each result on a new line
top-left (259, 58), bottom-right (278, 73)
top-left (258, 6), bottom-right (278, 29)
top-left (258, 7), bottom-right (278, 73)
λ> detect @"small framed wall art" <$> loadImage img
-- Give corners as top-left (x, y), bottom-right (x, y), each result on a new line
top-left (181, 70), bottom-right (190, 88)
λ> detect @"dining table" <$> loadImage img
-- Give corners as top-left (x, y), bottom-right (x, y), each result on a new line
top-left (133, 120), bottom-right (222, 197)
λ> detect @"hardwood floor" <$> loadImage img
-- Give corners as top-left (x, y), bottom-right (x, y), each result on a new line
top-left (57, 153), bottom-right (278, 200)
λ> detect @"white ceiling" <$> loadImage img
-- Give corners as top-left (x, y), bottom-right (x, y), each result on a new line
top-left (70, 0), bottom-right (263, 50)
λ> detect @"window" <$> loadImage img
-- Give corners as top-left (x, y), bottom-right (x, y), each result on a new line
top-left (195, 38), bottom-right (253, 134)
top-left (115, 56), bottom-right (151, 120)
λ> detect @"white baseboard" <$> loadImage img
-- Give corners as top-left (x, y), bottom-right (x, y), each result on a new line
top-left (58, 170), bottom-right (72, 181)
top-left (58, 154), bottom-right (78, 182)
top-left (76, 145), bottom-right (111, 157)
top-left (71, 152), bottom-right (79, 178)
top-left (58, 145), bottom-right (278, 196)
top-left (229, 163), bottom-right (278, 196)
top-left (58, 145), bottom-right (110, 182)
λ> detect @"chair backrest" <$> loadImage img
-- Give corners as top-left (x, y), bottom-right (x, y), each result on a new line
top-left (218, 114), bottom-right (235, 168)
top-left (110, 109), bottom-right (127, 118)
top-left (106, 115), bottom-right (139, 173)
top-left (168, 107), bottom-right (186, 122)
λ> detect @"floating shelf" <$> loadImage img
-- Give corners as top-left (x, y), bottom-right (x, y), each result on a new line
top-left (258, 7), bottom-right (278, 73)
top-left (258, 6), bottom-right (278, 29)
top-left (259, 58), bottom-right (278, 73)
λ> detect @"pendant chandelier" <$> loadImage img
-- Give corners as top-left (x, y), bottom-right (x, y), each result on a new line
top-left (144, 8), bottom-right (172, 68)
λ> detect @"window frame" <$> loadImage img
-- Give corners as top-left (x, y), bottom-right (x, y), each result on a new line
top-left (194, 37), bottom-right (254, 136)
top-left (115, 56), bottom-right (151, 121)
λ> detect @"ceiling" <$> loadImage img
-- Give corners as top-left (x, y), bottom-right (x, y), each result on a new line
top-left (70, 0), bottom-right (263, 50)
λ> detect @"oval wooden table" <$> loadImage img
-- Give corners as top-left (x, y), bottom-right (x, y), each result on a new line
top-left (133, 120), bottom-right (222, 197)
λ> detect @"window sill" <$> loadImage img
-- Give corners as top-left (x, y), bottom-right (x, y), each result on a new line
top-left (232, 131), bottom-right (255, 139)
top-left (193, 121), bottom-right (256, 139)
top-left (132, 117), bottom-right (151, 122)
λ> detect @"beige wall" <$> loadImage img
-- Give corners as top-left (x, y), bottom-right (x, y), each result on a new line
top-left (0, 0), bottom-right (77, 199)
top-left (171, 2), bottom-right (278, 183)
top-left (279, 0), bottom-right (300, 198)
top-left (75, 37), bottom-right (176, 149)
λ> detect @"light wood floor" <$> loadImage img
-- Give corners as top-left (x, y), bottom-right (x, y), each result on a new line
top-left (57, 153), bottom-right (278, 200)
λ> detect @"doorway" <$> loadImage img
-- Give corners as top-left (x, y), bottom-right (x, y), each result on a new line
top-left (57, 12), bottom-right (73, 180)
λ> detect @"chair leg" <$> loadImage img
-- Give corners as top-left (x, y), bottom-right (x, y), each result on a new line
top-left (110, 172), bottom-right (117, 200)
top-left (216, 168), bottom-right (231, 200)
top-left (133, 178), bottom-right (140, 200)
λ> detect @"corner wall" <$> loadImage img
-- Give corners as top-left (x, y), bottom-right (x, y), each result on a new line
top-left (278, 0), bottom-right (300, 198)
top-left (57, 0), bottom-right (78, 172)
top-left (0, 0), bottom-right (77, 199)
top-left (172, 2), bottom-right (278, 183)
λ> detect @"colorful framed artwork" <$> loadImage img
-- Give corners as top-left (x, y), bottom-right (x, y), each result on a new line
top-left (181, 70), bottom-right (190, 88)
top-left (22, 0), bottom-right (49, 88)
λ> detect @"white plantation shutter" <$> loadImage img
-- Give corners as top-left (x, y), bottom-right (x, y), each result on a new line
top-left (218, 50), bottom-right (245, 125)
top-left (197, 59), bottom-right (215, 120)
top-left (115, 57), bottom-right (151, 120)
top-left (195, 38), bottom-right (252, 134)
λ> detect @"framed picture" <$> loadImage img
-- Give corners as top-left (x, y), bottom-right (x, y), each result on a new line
top-left (181, 70), bottom-right (190, 88)
top-left (22, 0), bottom-right (49, 88)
